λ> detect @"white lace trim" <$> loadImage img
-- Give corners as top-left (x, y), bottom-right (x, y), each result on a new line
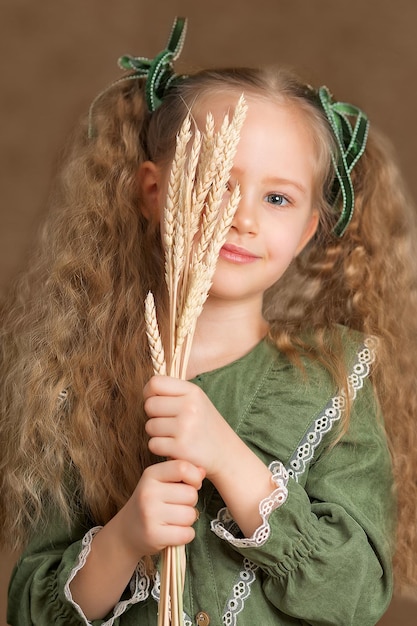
top-left (210, 461), bottom-right (289, 548)
top-left (222, 558), bottom-right (259, 626)
top-left (64, 526), bottom-right (151, 626)
top-left (287, 337), bottom-right (377, 482)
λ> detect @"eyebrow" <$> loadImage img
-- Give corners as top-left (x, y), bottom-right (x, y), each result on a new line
top-left (262, 177), bottom-right (307, 194)
top-left (231, 167), bottom-right (307, 195)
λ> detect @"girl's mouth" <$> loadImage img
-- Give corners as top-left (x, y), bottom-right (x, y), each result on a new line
top-left (219, 243), bottom-right (260, 264)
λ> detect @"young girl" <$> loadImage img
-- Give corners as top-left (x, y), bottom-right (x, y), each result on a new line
top-left (1, 17), bottom-right (417, 626)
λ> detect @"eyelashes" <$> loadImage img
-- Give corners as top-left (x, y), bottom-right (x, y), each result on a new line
top-left (225, 181), bottom-right (294, 208)
top-left (264, 193), bottom-right (291, 207)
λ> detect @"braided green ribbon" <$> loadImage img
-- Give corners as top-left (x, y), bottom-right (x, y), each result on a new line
top-left (318, 86), bottom-right (369, 236)
top-left (118, 16), bottom-right (187, 112)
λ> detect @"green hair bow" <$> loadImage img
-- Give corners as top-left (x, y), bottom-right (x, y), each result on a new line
top-left (318, 86), bottom-right (369, 237)
top-left (88, 17), bottom-right (187, 136)
top-left (118, 16), bottom-right (187, 112)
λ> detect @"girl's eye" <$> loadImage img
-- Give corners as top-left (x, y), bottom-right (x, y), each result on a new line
top-left (265, 193), bottom-right (289, 207)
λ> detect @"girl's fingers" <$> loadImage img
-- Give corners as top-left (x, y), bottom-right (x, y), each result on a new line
top-left (149, 459), bottom-right (205, 489)
top-left (145, 416), bottom-right (178, 439)
top-left (154, 525), bottom-right (196, 549)
top-left (139, 461), bottom-right (203, 549)
top-left (159, 481), bottom-right (200, 507)
top-left (143, 375), bottom-right (190, 400)
top-left (147, 436), bottom-right (173, 459)
top-left (144, 397), bottom-right (181, 419)
top-left (158, 503), bottom-right (199, 527)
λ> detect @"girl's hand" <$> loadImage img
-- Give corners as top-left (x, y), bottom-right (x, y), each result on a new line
top-left (143, 375), bottom-right (277, 540)
top-left (69, 459), bottom-right (204, 620)
top-left (143, 375), bottom-right (239, 481)
top-left (118, 459), bottom-right (205, 560)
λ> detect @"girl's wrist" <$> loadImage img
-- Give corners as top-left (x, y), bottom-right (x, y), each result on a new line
top-left (69, 512), bottom-right (142, 620)
top-left (206, 423), bottom-right (243, 483)
top-left (208, 436), bottom-right (275, 537)
top-left (110, 504), bottom-right (148, 566)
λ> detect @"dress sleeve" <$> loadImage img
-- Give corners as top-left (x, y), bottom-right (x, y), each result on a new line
top-left (211, 376), bottom-right (395, 626)
top-left (7, 509), bottom-right (150, 626)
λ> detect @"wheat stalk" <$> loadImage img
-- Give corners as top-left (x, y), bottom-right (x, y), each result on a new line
top-left (145, 95), bottom-right (247, 626)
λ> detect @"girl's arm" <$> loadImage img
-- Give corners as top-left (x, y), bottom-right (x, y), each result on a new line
top-left (8, 459), bottom-right (204, 625)
top-left (212, 402), bottom-right (395, 626)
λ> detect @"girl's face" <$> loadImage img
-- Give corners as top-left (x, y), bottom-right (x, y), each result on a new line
top-left (194, 92), bottom-right (319, 306)
top-left (139, 91), bottom-right (320, 308)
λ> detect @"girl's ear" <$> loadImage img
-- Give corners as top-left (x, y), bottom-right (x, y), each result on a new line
top-left (137, 161), bottom-right (163, 222)
top-left (295, 209), bottom-right (320, 256)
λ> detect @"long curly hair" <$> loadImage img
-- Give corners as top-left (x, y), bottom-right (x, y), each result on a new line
top-left (0, 67), bottom-right (416, 591)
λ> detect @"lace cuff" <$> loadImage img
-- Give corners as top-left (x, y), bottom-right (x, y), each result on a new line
top-left (64, 527), bottom-right (151, 626)
top-left (210, 461), bottom-right (289, 548)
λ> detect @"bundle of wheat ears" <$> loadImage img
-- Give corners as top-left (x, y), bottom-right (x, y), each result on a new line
top-left (144, 95), bottom-right (247, 626)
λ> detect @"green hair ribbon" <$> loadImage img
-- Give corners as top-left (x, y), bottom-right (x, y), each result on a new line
top-left (318, 86), bottom-right (369, 236)
top-left (118, 16), bottom-right (187, 112)
top-left (88, 17), bottom-right (187, 137)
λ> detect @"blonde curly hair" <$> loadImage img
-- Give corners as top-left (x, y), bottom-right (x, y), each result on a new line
top-left (0, 67), bottom-right (416, 591)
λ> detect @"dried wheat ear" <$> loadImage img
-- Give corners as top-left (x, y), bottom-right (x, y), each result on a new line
top-left (145, 95), bottom-right (247, 626)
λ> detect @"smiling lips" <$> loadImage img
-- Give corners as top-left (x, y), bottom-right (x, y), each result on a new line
top-left (219, 243), bottom-right (260, 264)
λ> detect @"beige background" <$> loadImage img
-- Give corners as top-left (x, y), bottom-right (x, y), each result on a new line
top-left (1, 1), bottom-right (416, 623)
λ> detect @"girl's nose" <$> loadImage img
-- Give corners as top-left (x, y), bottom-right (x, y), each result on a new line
top-left (230, 194), bottom-right (258, 235)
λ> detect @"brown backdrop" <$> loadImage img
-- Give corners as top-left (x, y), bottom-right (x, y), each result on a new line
top-left (1, 0), bottom-right (416, 623)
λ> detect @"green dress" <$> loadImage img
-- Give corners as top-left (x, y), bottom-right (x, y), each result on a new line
top-left (8, 333), bottom-right (395, 626)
